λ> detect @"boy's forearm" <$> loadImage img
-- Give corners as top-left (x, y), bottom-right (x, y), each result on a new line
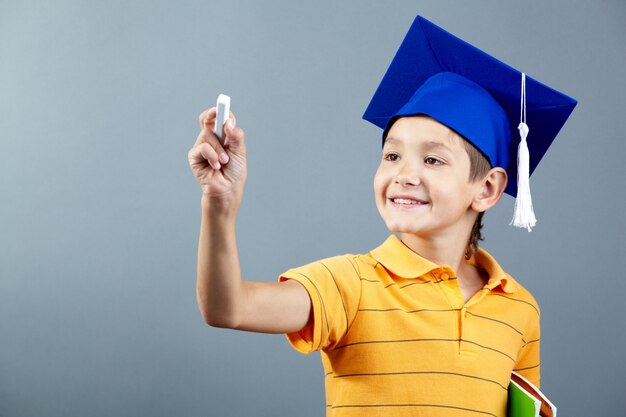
top-left (196, 194), bottom-right (244, 328)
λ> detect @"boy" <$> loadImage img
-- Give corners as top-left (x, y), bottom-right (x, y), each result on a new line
top-left (188, 16), bottom-right (576, 417)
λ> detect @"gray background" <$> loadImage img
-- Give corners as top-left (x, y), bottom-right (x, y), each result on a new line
top-left (1, 1), bottom-right (624, 416)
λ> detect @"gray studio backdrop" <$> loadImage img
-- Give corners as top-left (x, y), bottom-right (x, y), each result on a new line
top-left (1, 1), bottom-right (624, 416)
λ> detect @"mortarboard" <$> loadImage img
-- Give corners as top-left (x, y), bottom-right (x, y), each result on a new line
top-left (363, 15), bottom-right (577, 231)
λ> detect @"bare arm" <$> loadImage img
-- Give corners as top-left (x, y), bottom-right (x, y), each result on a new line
top-left (189, 109), bottom-right (311, 334)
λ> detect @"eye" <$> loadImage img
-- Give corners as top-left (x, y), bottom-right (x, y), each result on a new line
top-left (425, 156), bottom-right (443, 166)
top-left (384, 152), bottom-right (399, 162)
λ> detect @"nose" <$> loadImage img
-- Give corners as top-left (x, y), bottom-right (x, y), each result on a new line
top-left (394, 162), bottom-right (421, 187)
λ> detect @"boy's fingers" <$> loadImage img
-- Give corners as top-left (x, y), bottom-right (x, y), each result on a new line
top-left (198, 107), bottom-right (217, 130)
top-left (192, 142), bottom-right (222, 170)
top-left (198, 109), bottom-right (236, 133)
top-left (193, 129), bottom-right (229, 164)
top-left (194, 127), bottom-right (212, 147)
top-left (223, 117), bottom-right (244, 150)
top-left (196, 108), bottom-right (241, 158)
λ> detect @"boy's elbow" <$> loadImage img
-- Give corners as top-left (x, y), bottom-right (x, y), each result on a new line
top-left (205, 316), bottom-right (229, 328)
top-left (196, 282), bottom-right (247, 329)
top-left (204, 313), bottom-right (238, 329)
top-left (198, 304), bottom-right (240, 329)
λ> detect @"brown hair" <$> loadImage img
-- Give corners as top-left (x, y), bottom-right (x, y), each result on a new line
top-left (458, 135), bottom-right (492, 259)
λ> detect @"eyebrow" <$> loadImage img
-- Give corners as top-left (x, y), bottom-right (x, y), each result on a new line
top-left (384, 137), bottom-right (401, 146)
top-left (423, 140), bottom-right (454, 153)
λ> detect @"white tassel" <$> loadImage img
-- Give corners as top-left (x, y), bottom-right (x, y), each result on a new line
top-left (510, 73), bottom-right (537, 232)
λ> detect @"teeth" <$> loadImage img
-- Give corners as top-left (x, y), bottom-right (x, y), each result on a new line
top-left (393, 198), bottom-right (418, 205)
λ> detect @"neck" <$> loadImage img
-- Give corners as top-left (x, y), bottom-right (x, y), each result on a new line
top-left (399, 230), bottom-right (472, 275)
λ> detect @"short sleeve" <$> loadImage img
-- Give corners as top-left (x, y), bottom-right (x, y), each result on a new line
top-left (279, 255), bottom-right (362, 354)
top-left (514, 305), bottom-right (541, 388)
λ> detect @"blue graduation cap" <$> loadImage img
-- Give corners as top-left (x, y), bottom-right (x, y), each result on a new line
top-left (363, 16), bottom-right (577, 231)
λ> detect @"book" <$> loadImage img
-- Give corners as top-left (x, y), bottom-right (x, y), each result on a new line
top-left (507, 371), bottom-right (557, 417)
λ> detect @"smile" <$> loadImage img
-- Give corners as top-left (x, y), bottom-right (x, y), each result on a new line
top-left (389, 197), bottom-right (429, 207)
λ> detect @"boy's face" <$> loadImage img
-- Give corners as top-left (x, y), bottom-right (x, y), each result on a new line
top-left (374, 115), bottom-right (481, 239)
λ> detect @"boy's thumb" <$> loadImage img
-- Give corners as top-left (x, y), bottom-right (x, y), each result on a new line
top-left (224, 119), bottom-right (244, 149)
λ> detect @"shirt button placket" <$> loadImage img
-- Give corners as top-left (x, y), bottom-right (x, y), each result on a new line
top-left (459, 306), bottom-right (478, 357)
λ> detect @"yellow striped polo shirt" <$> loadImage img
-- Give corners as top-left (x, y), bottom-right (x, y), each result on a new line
top-left (280, 234), bottom-right (540, 417)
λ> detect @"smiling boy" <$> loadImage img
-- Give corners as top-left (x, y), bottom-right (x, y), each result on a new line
top-left (188, 15), bottom-right (576, 417)
top-left (376, 115), bottom-right (506, 303)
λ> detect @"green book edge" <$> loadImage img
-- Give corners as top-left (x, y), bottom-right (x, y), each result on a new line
top-left (508, 380), bottom-right (541, 417)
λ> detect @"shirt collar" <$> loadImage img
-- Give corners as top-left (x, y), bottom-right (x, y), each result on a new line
top-left (470, 247), bottom-right (520, 293)
top-left (370, 235), bottom-right (520, 294)
top-left (370, 235), bottom-right (440, 279)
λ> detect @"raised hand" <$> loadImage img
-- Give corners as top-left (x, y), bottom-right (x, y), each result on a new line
top-left (188, 107), bottom-right (247, 211)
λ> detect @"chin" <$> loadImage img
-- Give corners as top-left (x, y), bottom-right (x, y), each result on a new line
top-left (384, 220), bottom-right (423, 234)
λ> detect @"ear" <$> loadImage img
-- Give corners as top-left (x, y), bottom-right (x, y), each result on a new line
top-left (471, 167), bottom-right (508, 212)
